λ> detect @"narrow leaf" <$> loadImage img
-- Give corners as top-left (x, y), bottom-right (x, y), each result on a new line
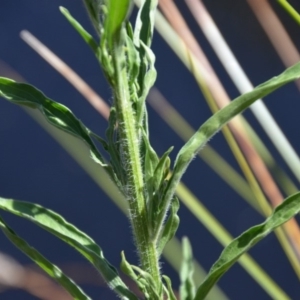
top-left (0, 78), bottom-right (105, 164)
top-left (0, 78), bottom-right (121, 186)
top-left (175, 62), bottom-right (300, 176)
top-left (162, 275), bottom-right (177, 300)
top-left (121, 251), bottom-right (161, 299)
top-left (82, 0), bottom-right (103, 37)
top-left (157, 196), bottom-right (180, 255)
top-left (120, 251), bottom-right (148, 296)
top-left (131, 265), bottom-right (161, 299)
top-left (60, 6), bottom-right (99, 55)
top-left (152, 146), bottom-right (173, 192)
top-left (105, 0), bottom-right (132, 47)
top-left (180, 237), bottom-right (195, 300)
top-left (147, 146), bottom-right (173, 225)
top-left (120, 251), bottom-right (139, 282)
top-left (0, 215), bottom-right (91, 300)
top-left (125, 31), bottom-right (141, 86)
top-left (158, 61), bottom-right (300, 237)
top-left (105, 106), bottom-right (126, 188)
top-left (133, 0), bottom-right (158, 129)
top-left (136, 41), bottom-right (157, 125)
top-left (134, 0), bottom-right (158, 47)
top-left (0, 198), bottom-right (138, 300)
top-left (195, 192), bottom-right (300, 300)
top-left (147, 147), bottom-right (173, 234)
top-left (143, 128), bottom-right (160, 191)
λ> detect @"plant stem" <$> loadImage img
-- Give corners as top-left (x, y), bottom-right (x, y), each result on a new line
top-left (276, 0), bottom-right (300, 25)
top-left (112, 38), bottom-right (161, 293)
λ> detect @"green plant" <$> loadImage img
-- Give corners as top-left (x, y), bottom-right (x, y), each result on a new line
top-left (0, 1), bottom-right (300, 299)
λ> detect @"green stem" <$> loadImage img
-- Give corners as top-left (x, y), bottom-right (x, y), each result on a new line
top-left (112, 37), bottom-right (161, 294)
top-left (276, 0), bottom-right (300, 25)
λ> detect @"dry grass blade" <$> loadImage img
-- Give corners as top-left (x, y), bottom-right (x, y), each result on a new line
top-left (0, 252), bottom-right (72, 300)
top-left (247, 0), bottom-right (300, 90)
top-left (20, 30), bottom-right (110, 120)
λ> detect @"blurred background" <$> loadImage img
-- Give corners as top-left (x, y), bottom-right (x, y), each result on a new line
top-left (0, 0), bottom-right (299, 299)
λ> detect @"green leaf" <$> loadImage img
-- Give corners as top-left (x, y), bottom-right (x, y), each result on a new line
top-left (105, 106), bottom-right (126, 188)
top-left (152, 146), bottom-right (173, 193)
top-left (60, 6), bottom-right (99, 56)
top-left (157, 196), bottom-right (179, 255)
top-left (125, 29), bottom-right (141, 87)
top-left (158, 61), bottom-right (300, 238)
top-left (131, 265), bottom-right (161, 300)
top-left (0, 197), bottom-right (138, 300)
top-left (0, 78), bottom-right (104, 162)
top-left (147, 146), bottom-right (173, 234)
top-left (0, 78), bottom-right (121, 185)
top-left (162, 275), bottom-right (177, 300)
top-left (143, 129), bottom-right (160, 193)
top-left (120, 252), bottom-right (160, 299)
top-left (136, 41), bottom-right (157, 126)
top-left (194, 192), bottom-right (300, 300)
top-left (179, 237), bottom-right (195, 300)
top-left (105, 0), bottom-right (132, 47)
top-left (176, 62), bottom-right (300, 179)
top-left (133, 1), bottom-right (158, 129)
top-left (134, 0), bottom-right (158, 47)
top-left (0, 215), bottom-right (91, 300)
top-left (120, 251), bottom-right (139, 282)
top-left (82, 0), bottom-right (103, 37)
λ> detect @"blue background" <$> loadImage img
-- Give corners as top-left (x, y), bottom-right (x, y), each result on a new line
top-left (0, 0), bottom-right (300, 299)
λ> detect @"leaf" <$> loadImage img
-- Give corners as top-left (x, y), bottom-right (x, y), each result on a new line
top-left (0, 215), bottom-right (91, 300)
top-left (0, 78), bottom-right (121, 184)
top-left (159, 61), bottom-right (300, 238)
top-left (125, 29), bottom-right (141, 87)
top-left (152, 146), bottom-right (173, 193)
top-left (194, 192), bottom-right (300, 300)
top-left (60, 7), bottom-right (99, 56)
top-left (136, 41), bottom-right (157, 126)
top-left (0, 78), bottom-right (103, 162)
top-left (120, 251), bottom-right (139, 282)
top-left (120, 252), bottom-right (160, 299)
top-left (179, 237), bottom-right (195, 300)
top-left (133, 1), bottom-right (158, 128)
top-left (162, 275), bottom-right (177, 300)
top-left (156, 196), bottom-right (179, 255)
top-left (143, 129), bottom-right (160, 192)
top-left (82, 0), bottom-right (103, 37)
top-left (104, 0), bottom-right (132, 47)
top-left (146, 145), bottom-right (172, 215)
top-left (131, 265), bottom-right (161, 300)
top-left (105, 106), bottom-right (126, 188)
top-left (0, 197), bottom-right (138, 300)
top-left (176, 61), bottom-right (300, 177)
top-left (147, 146), bottom-right (173, 234)
top-left (134, 0), bottom-right (158, 47)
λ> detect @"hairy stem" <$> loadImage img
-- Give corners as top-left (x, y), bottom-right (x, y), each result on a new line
top-left (112, 38), bottom-right (161, 293)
